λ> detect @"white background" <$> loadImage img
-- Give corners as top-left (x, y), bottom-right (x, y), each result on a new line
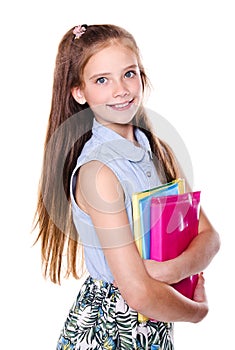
top-left (1, 0), bottom-right (234, 348)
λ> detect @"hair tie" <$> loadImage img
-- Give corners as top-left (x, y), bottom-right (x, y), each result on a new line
top-left (73, 24), bottom-right (87, 40)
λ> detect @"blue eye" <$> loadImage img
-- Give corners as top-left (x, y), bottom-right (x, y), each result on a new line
top-left (96, 77), bottom-right (107, 84)
top-left (125, 70), bottom-right (136, 78)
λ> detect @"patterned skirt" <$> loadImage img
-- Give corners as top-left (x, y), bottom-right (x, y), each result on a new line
top-left (56, 276), bottom-right (174, 350)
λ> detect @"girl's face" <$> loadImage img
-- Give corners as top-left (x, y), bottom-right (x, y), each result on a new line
top-left (74, 43), bottom-right (143, 126)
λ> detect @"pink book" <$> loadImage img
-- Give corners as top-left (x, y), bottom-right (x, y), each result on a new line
top-left (150, 191), bottom-right (201, 299)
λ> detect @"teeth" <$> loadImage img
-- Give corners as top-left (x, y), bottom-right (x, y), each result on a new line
top-left (114, 102), bottom-right (129, 108)
top-left (107, 99), bottom-right (133, 109)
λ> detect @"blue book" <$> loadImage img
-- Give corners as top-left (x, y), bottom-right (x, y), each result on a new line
top-left (139, 182), bottom-right (181, 259)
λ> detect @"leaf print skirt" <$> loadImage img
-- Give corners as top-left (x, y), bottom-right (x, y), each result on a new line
top-left (56, 276), bottom-right (174, 350)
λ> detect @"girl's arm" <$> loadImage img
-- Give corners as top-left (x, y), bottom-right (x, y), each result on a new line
top-left (76, 160), bottom-right (208, 323)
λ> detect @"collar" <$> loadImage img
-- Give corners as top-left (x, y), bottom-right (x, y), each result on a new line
top-left (92, 119), bottom-right (153, 162)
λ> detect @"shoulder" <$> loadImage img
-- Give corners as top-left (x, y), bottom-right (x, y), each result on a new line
top-left (79, 160), bottom-right (120, 185)
top-left (76, 160), bottom-right (125, 215)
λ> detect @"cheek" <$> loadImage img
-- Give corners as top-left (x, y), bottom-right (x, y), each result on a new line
top-left (133, 78), bottom-right (143, 96)
top-left (85, 88), bottom-right (108, 106)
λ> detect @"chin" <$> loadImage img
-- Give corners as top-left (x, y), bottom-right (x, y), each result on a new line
top-left (103, 114), bottom-right (135, 126)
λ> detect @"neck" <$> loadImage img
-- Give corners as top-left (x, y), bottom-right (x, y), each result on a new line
top-left (110, 123), bottom-right (135, 141)
top-left (96, 119), bottom-right (136, 143)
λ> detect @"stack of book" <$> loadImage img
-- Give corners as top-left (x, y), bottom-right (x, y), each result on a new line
top-left (132, 179), bottom-right (200, 322)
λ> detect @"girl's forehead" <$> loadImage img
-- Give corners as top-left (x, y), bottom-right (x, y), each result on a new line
top-left (93, 42), bottom-right (135, 58)
top-left (86, 44), bottom-right (138, 70)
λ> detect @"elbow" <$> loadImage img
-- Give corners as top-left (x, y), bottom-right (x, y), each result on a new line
top-left (204, 226), bottom-right (221, 256)
top-left (213, 229), bottom-right (221, 254)
top-left (123, 281), bottom-right (153, 312)
top-left (127, 293), bottom-right (147, 312)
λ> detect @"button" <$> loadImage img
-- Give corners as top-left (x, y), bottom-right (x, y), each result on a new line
top-left (146, 171), bottom-right (151, 177)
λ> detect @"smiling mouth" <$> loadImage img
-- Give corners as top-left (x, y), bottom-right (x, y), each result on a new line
top-left (107, 98), bottom-right (134, 110)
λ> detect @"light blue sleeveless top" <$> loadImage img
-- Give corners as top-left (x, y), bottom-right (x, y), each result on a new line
top-left (70, 119), bottom-right (161, 282)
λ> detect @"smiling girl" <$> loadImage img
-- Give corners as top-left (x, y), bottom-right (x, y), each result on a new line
top-left (34, 24), bottom-right (220, 349)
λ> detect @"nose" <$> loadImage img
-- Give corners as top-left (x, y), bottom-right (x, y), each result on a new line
top-left (112, 79), bottom-right (129, 98)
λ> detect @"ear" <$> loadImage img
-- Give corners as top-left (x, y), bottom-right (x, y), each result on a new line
top-left (71, 87), bottom-right (87, 105)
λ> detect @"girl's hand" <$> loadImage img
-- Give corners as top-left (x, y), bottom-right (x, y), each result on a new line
top-left (193, 272), bottom-right (207, 303)
top-left (192, 272), bottom-right (209, 323)
top-left (143, 259), bottom-right (182, 285)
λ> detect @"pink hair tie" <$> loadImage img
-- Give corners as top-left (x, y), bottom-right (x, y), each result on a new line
top-left (73, 24), bottom-right (87, 40)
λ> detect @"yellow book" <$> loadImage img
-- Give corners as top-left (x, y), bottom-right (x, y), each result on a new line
top-left (132, 178), bottom-right (185, 253)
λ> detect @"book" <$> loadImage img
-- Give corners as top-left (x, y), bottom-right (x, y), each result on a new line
top-left (139, 183), bottom-right (183, 259)
top-left (150, 191), bottom-right (201, 299)
top-left (132, 179), bottom-right (185, 256)
top-left (132, 178), bottom-right (185, 322)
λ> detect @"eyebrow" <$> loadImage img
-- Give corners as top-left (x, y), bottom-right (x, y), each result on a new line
top-left (89, 64), bottom-right (139, 80)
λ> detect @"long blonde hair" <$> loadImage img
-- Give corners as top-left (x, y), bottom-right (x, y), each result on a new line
top-left (34, 24), bottom-right (179, 284)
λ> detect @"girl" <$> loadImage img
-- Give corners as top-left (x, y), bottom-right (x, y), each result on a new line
top-left (35, 24), bottom-right (220, 349)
